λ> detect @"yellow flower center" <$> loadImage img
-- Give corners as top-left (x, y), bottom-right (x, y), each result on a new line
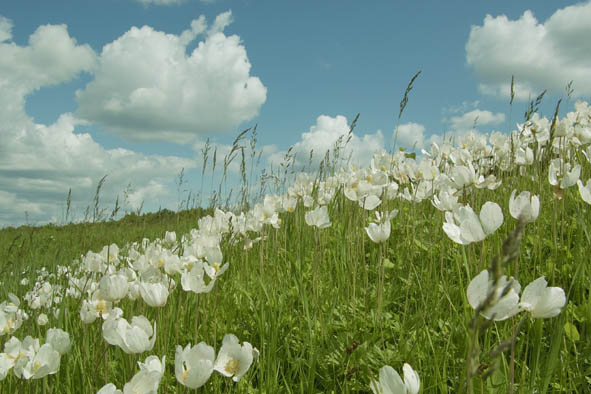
top-left (32, 361), bottom-right (42, 373)
top-left (225, 358), bottom-right (241, 375)
top-left (96, 299), bottom-right (107, 315)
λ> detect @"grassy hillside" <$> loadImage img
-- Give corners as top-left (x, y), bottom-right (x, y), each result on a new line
top-left (1, 103), bottom-right (590, 393)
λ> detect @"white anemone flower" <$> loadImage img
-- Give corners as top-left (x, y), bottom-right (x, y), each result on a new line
top-left (0, 353), bottom-right (12, 380)
top-left (366, 221), bottom-right (391, 244)
top-left (139, 281), bottom-right (169, 308)
top-left (4, 336), bottom-right (38, 376)
top-left (442, 202), bottom-right (503, 245)
top-left (45, 328), bottom-right (71, 356)
top-left (365, 210), bottom-right (398, 244)
top-left (577, 179), bottom-right (591, 204)
top-left (214, 334), bottom-right (254, 382)
top-left (123, 355), bottom-right (166, 394)
top-left (181, 261), bottom-right (215, 294)
top-left (175, 342), bottom-right (215, 389)
top-left (548, 159), bottom-right (581, 189)
top-left (359, 194), bottom-right (382, 210)
top-left (519, 277), bottom-right (566, 318)
top-left (466, 270), bottom-right (521, 321)
top-left (509, 190), bottom-right (540, 223)
top-left (304, 206), bottom-right (332, 229)
top-left (98, 273), bottom-right (129, 302)
top-left (102, 315), bottom-right (156, 354)
top-left (370, 363), bottom-right (420, 394)
top-left (21, 343), bottom-right (60, 379)
top-left (36, 314), bottom-right (49, 326)
top-left (96, 383), bottom-right (122, 394)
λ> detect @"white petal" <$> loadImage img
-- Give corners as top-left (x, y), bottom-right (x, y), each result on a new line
top-left (480, 201), bottom-right (503, 235)
top-left (467, 270), bottom-right (490, 310)
top-left (402, 363), bottom-right (420, 394)
top-left (520, 277), bottom-right (566, 318)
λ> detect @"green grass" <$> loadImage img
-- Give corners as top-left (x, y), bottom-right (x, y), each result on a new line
top-left (1, 109), bottom-right (591, 392)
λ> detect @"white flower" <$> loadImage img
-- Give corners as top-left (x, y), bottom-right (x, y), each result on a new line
top-left (466, 270), bottom-right (521, 321)
top-left (365, 210), bottom-right (397, 243)
top-left (370, 363), bottom-right (420, 394)
top-left (181, 261), bottom-right (215, 294)
top-left (102, 315), bottom-right (156, 354)
top-left (37, 314), bottom-right (48, 326)
top-left (99, 273), bottom-right (129, 302)
top-left (359, 194), bottom-right (382, 210)
top-left (304, 206), bottom-right (332, 229)
top-left (366, 221), bottom-right (391, 244)
top-left (519, 277), bottom-right (566, 318)
top-left (139, 281), bottom-right (169, 308)
top-left (0, 353), bottom-right (13, 381)
top-left (443, 202), bottom-right (503, 245)
top-left (175, 342), bottom-right (215, 389)
top-left (509, 190), bottom-right (540, 223)
top-left (548, 159), bottom-right (581, 189)
top-left (46, 328), bottom-right (71, 356)
top-left (97, 383), bottom-right (122, 394)
top-left (577, 179), bottom-right (591, 204)
top-left (214, 334), bottom-right (254, 382)
top-left (123, 355), bottom-right (165, 394)
top-left (21, 343), bottom-right (60, 379)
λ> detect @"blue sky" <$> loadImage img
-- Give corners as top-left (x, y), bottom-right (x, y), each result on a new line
top-left (1, 0), bottom-right (589, 227)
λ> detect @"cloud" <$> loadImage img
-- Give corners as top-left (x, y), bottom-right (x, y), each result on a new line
top-left (395, 123), bottom-right (426, 150)
top-left (76, 11), bottom-right (267, 144)
top-left (441, 100), bottom-right (480, 116)
top-left (268, 115), bottom-right (385, 170)
top-left (0, 16), bottom-right (12, 42)
top-left (0, 19), bottom-right (196, 227)
top-left (448, 109), bottom-right (505, 131)
top-left (426, 109), bottom-right (505, 147)
top-left (0, 20), bottom-right (96, 95)
top-left (466, 3), bottom-right (591, 100)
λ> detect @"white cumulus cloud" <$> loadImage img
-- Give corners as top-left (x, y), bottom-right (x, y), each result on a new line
top-left (449, 109), bottom-right (505, 131)
top-left (0, 20), bottom-right (96, 95)
top-left (268, 115), bottom-right (385, 170)
top-left (0, 15), bottom-right (12, 42)
top-left (466, 3), bottom-right (591, 100)
top-left (0, 19), bottom-right (196, 227)
top-left (76, 11), bottom-right (267, 143)
top-left (395, 122), bottom-right (426, 150)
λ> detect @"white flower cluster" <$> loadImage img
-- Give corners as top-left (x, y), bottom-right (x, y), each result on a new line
top-left (0, 328), bottom-right (70, 380)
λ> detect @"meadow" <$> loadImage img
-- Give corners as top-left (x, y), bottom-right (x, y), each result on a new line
top-left (0, 94), bottom-right (590, 393)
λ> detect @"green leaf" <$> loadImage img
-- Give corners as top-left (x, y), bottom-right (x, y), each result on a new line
top-left (382, 258), bottom-right (395, 269)
top-left (564, 322), bottom-right (580, 341)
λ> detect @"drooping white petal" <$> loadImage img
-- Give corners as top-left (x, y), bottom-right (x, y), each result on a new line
top-left (370, 365), bottom-right (405, 394)
top-left (520, 277), bottom-right (566, 318)
top-left (360, 194), bottom-right (381, 211)
top-left (577, 179), bottom-right (591, 204)
top-left (467, 270), bottom-right (521, 321)
top-left (509, 190), bottom-right (540, 223)
top-left (402, 363), bottom-right (420, 394)
top-left (175, 342), bottom-right (215, 389)
top-left (479, 201), bottom-right (503, 236)
top-left (97, 383), bottom-right (122, 394)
